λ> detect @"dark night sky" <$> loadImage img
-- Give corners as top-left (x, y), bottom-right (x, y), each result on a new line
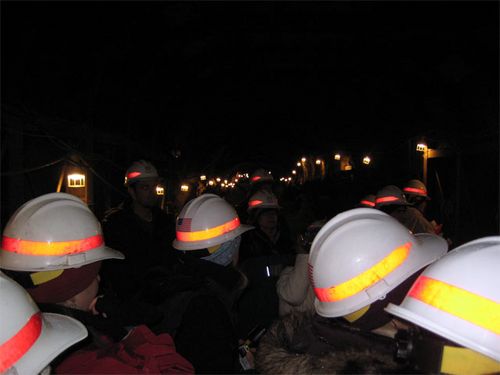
top-left (1, 1), bottom-right (499, 176)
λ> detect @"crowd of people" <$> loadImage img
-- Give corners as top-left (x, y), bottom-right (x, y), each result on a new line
top-left (0, 159), bottom-right (498, 374)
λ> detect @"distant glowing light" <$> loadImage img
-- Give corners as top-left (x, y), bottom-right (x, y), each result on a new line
top-left (67, 174), bottom-right (85, 188)
top-left (416, 143), bottom-right (427, 152)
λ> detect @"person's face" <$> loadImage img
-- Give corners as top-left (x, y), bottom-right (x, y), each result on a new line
top-left (129, 179), bottom-right (160, 208)
top-left (257, 209), bottom-right (278, 231)
top-left (66, 275), bottom-right (100, 312)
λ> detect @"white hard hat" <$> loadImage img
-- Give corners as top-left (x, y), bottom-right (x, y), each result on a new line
top-left (403, 179), bottom-right (430, 200)
top-left (386, 236), bottom-right (500, 362)
top-left (124, 160), bottom-right (159, 187)
top-left (250, 168), bottom-right (274, 184)
top-left (309, 208), bottom-right (448, 318)
top-left (375, 185), bottom-right (410, 208)
top-left (247, 190), bottom-right (281, 212)
top-left (0, 193), bottom-right (124, 271)
top-left (0, 271), bottom-right (87, 374)
top-left (172, 194), bottom-right (254, 251)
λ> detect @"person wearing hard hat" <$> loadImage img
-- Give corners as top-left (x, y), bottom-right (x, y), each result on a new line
top-left (403, 179), bottom-right (446, 236)
top-left (101, 159), bottom-right (177, 301)
top-left (154, 193), bottom-right (254, 373)
top-left (0, 192), bottom-right (193, 374)
top-left (386, 236), bottom-right (500, 374)
top-left (403, 179), bottom-right (430, 212)
top-left (255, 208), bottom-right (448, 374)
top-left (0, 271), bottom-right (87, 375)
top-left (237, 190), bottom-right (296, 338)
top-left (376, 184), bottom-right (436, 235)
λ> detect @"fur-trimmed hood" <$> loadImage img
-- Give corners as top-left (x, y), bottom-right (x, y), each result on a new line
top-left (256, 313), bottom-right (409, 374)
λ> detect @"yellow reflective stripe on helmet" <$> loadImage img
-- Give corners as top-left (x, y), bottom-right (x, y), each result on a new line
top-left (343, 304), bottom-right (370, 323)
top-left (408, 275), bottom-right (500, 335)
top-left (176, 217), bottom-right (240, 242)
top-left (441, 346), bottom-right (500, 375)
top-left (30, 269), bottom-right (64, 285)
top-left (314, 242), bottom-right (411, 302)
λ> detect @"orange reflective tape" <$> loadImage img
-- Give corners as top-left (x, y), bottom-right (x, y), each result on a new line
top-left (176, 217), bottom-right (240, 242)
top-left (404, 187), bottom-right (427, 195)
top-left (127, 171), bottom-right (142, 179)
top-left (2, 234), bottom-right (103, 256)
top-left (248, 200), bottom-right (264, 207)
top-left (408, 275), bottom-right (500, 335)
top-left (0, 312), bottom-right (42, 372)
top-left (360, 200), bottom-right (376, 207)
top-left (314, 242), bottom-right (412, 302)
top-left (376, 196), bottom-right (400, 204)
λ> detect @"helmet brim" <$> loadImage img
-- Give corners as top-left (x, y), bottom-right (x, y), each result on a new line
top-left (413, 233), bottom-right (447, 258)
top-left (14, 313), bottom-right (87, 374)
top-left (0, 246), bottom-right (124, 272)
top-left (173, 224), bottom-right (254, 251)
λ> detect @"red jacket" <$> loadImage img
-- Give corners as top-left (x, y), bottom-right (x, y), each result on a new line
top-left (55, 325), bottom-right (194, 374)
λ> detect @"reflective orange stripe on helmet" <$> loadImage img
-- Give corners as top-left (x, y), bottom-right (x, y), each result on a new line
top-left (376, 196), bottom-right (400, 204)
top-left (0, 312), bottom-right (42, 372)
top-left (408, 275), bottom-right (500, 335)
top-left (248, 200), bottom-right (264, 207)
top-left (314, 242), bottom-right (411, 302)
top-left (127, 171), bottom-right (142, 179)
top-left (1, 234), bottom-right (104, 256)
top-left (176, 217), bottom-right (240, 242)
top-left (360, 200), bottom-right (376, 207)
top-left (403, 187), bottom-right (427, 195)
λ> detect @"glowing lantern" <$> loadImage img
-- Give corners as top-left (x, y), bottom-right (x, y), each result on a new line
top-left (67, 174), bottom-right (85, 188)
top-left (416, 143), bottom-right (427, 152)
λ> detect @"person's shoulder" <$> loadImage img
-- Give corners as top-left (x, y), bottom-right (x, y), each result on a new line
top-left (102, 202), bottom-right (132, 224)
